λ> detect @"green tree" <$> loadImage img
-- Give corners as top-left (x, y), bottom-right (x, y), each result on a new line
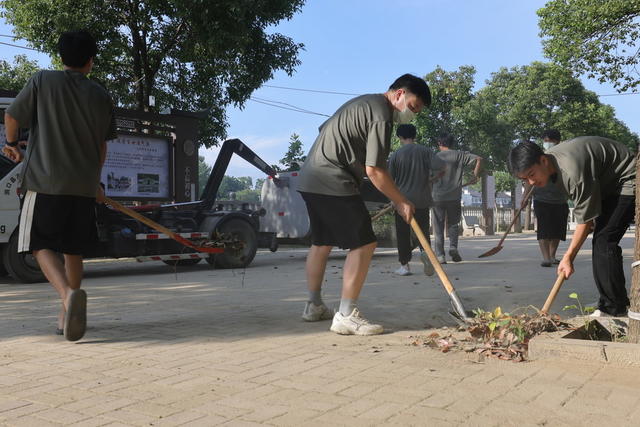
top-left (197, 155), bottom-right (212, 198)
top-left (414, 65), bottom-right (476, 148)
top-left (277, 133), bottom-right (306, 171)
top-left (479, 62), bottom-right (638, 149)
top-left (2, 0), bottom-right (305, 146)
top-left (0, 55), bottom-right (41, 91)
top-left (538, 0), bottom-right (640, 92)
top-left (218, 175), bottom-right (254, 199)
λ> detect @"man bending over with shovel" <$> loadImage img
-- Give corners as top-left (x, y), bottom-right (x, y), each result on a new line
top-left (3, 30), bottom-right (116, 341)
top-left (508, 137), bottom-right (635, 318)
top-left (298, 74), bottom-right (431, 335)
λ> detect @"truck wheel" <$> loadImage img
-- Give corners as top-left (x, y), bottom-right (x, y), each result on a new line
top-left (0, 246), bottom-right (7, 277)
top-left (3, 233), bottom-right (47, 283)
top-left (208, 219), bottom-right (257, 269)
top-left (162, 258), bottom-right (202, 266)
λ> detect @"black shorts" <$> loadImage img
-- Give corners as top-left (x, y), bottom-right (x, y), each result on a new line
top-left (18, 191), bottom-right (98, 255)
top-left (534, 200), bottom-right (569, 241)
top-left (300, 192), bottom-right (376, 250)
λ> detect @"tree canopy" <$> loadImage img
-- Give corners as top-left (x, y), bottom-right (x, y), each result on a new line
top-left (538, 0), bottom-right (640, 92)
top-left (1, 0), bottom-right (305, 147)
top-left (0, 55), bottom-right (40, 91)
top-left (275, 133), bottom-right (306, 171)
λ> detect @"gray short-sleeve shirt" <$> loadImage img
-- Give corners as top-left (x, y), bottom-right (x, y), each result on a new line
top-left (297, 94), bottom-right (392, 196)
top-left (7, 70), bottom-right (116, 197)
top-left (547, 136), bottom-right (635, 223)
top-left (388, 144), bottom-right (444, 209)
top-left (431, 149), bottom-right (479, 202)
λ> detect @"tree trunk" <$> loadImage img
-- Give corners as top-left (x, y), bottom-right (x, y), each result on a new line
top-left (627, 154), bottom-right (640, 342)
top-left (524, 199), bottom-right (532, 230)
top-left (482, 172), bottom-right (494, 236)
top-left (512, 181), bottom-right (522, 233)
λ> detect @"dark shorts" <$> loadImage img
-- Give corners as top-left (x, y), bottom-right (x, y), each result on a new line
top-left (300, 192), bottom-right (376, 250)
top-left (534, 200), bottom-right (569, 241)
top-left (18, 191), bottom-right (98, 255)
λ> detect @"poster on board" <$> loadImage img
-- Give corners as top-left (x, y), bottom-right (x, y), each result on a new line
top-left (101, 134), bottom-right (172, 200)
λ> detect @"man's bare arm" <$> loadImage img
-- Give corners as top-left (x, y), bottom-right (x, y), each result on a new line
top-left (366, 165), bottom-right (414, 223)
top-left (558, 220), bottom-right (593, 279)
top-left (2, 112), bottom-right (23, 162)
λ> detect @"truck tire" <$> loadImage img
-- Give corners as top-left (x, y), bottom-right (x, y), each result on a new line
top-left (162, 258), bottom-right (202, 267)
top-left (0, 246), bottom-right (7, 277)
top-left (3, 232), bottom-right (47, 283)
top-left (208, 218), bottom-right (257, 269)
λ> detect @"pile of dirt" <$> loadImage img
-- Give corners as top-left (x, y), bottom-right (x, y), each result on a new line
top-left (410, 307), bottom-right (572, 362)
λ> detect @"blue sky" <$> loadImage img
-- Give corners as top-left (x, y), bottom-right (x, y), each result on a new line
top-left (1, 0), bottom-right (638, 181)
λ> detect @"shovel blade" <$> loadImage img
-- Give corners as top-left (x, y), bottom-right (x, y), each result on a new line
top-left (477, 245), bottom-right (503, 258)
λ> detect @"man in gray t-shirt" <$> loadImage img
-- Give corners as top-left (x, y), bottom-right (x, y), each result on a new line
top-left (3, 31), bottom-right (116, 341)
top-left (431, 133), bottom-right (482, 263)
top-left (509, 137), bottom-right (635, 317)
top-left (388, 124), bottom-right (444, 276)
top-left (297, 74), bottom-right (431, 336)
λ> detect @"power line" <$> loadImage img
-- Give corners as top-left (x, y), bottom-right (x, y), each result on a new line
top-left (262, 84), bottom-right (359, 96)
top-left (598, 92), bottom-right (639, 97)
top-left (0, 40), bottom-right (39, 51)
top-left (249, 97), bottom-right (330, 117)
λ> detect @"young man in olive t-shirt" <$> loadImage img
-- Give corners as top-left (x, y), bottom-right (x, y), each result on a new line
top-left (297, 74), bottom-right (431, 335)
top-left (509, 137), bottom-right (635, 317)
top-left (3, 31), bottom-right (116, 341)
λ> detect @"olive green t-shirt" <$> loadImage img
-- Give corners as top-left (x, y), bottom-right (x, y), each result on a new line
top-left (297, 94), bottom-right (392, 196)
top-left (431, 149), bottom-right (479, 202)
top-left (547, 136), bottom-right (635, 223)
top-left (7, 70), bottom-right (116, 197)
top-left (388, 143), bottom-right (444, 209)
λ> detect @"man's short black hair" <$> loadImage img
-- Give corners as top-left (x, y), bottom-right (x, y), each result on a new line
top-left (396, 124), bottom-right (416, 139)
top-left (389, 74), bottom-right (431, 107)
top-left (542, 129), bottom-right (561, 142)
top-left (508, 141), bottom-right (545, 175)
top-left (58, 30), bottom-right (97, 68)
top-left (436, 133), bottom-right (455, 148)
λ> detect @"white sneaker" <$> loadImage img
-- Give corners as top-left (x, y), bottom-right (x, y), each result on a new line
top-left (330, 308), bottom-right (384, 336)
top-left (589, 309), bottom-right (627, 318)
top-left (394, 264), bottom-right (411, 276)
top-left (302, 302), bottom-right (334, 322)
top-left (420, 252), bottom-right (435, 276)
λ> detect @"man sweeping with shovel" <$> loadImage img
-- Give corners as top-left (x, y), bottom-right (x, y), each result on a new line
top-left (508, 137), bottom-right (635, 318)
top-left (3, 30), bottom-right (116, 341)
top-left (298, 74), bottom-right (431, 335)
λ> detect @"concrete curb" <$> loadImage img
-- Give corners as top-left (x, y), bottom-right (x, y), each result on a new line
top-left (528, 317), bottom-right (640, 366)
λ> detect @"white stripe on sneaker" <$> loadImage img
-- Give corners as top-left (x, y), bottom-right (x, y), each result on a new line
top-left (18, 191), bottom-right (37, 252)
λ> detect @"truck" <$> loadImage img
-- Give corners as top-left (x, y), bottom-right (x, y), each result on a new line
top-left (0, 94), bottom-right (279, 283)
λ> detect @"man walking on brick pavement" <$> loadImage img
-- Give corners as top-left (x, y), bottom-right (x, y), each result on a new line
top-left (388, 123), bottom-right (444, 277)
top-left (3, 30), bottom-right (116, 341)
top-left (298, 74), bottom-right (431, 335)
top-left (431, 133), bottom-right (482, 264)
top-left (509, 137), bottom-right (635, 318)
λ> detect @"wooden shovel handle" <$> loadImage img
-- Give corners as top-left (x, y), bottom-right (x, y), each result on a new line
top-left (104, 197), bottom-right (223, 254)
top-left (410, 218), bottom-right (456, 294)
top-left (371, 203), bottom-right (394, 222)
top-left (496, 185), bottom-right (535, 246)
top-left (541, 273), bottom-right (566, 314)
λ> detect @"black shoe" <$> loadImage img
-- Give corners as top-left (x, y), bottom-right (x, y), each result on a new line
top-left (541, 260), bottom-right (552, 267)
top-left (55, 328), bottom-right (63, 336)
top-left (449, 249), bottom-right (462, 262)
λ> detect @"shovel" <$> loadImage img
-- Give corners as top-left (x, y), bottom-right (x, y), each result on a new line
top-left (477, 185), bottom-right (534, 258)
top-left (540, 273), bottom-right (566, 314)
top-left (104, 197), bottom-right (224, 254)
top-left (410, 217), bottom-right (473, 323)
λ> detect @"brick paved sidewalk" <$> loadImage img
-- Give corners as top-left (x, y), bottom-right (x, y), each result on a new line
top-left (2, 233), bottom-right (639, 426)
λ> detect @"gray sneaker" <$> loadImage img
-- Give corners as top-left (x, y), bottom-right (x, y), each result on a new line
top-left (330, 308), bottom-right (383, 336)
top-left (449, 249), bottom-right (462, 262)
top-left (420, 251), bottom-right (435, 276)
top-left (302, 302), bottom-right (334, 322)
top-left (437, 255), bottom-right (447, 264)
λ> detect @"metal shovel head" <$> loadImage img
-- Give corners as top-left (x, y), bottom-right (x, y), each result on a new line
top-left (448, 291), bottom-right (473, 325)
top-left (477, 245), bottom-right (503, 258)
